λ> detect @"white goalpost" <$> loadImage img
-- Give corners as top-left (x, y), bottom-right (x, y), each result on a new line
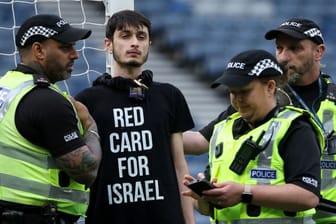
top-left (0, 0), bottom-right (134, 96)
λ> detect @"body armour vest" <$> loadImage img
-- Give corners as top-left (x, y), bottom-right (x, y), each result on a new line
top-left (209, 106), bottom-right (324, 224)
top-left (0, 71), bottom-right (89, 216)
top-left (315, 78), bottom-right (336, 223)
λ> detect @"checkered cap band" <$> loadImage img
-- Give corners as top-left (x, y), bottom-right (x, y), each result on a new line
top-left (19, 26), bottom-right (58, 47)
top-left (248, 58), bottom-right (283, 76)
top-left (304, 28), bottom-right (324, 42)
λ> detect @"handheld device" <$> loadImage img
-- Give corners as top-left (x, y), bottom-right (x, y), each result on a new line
top-left (187, 179), bottom-right (215, 196)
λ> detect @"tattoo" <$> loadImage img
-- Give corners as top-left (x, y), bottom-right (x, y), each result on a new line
top-left (56, 143), bottom-right (101, 187)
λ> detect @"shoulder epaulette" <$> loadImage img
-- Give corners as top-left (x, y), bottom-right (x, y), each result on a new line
top-left (326, 82), bottom-right (336, 102)
top-left (320, 74), bottom-right (336, 103)
top-left (33, 74), bottom-right (50, 87)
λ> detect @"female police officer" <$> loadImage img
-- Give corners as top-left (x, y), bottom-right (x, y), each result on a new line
top-left (183, 49), bottom-right (323, 224)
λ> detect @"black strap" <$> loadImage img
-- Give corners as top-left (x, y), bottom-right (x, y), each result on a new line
top-left (317, 198), bottom-right (336, 213)
top-left (326, 82), bottom-right (336, 103)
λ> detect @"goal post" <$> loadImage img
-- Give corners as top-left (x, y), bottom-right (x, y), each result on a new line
top-left (0, 0), bottom-right (134, 96)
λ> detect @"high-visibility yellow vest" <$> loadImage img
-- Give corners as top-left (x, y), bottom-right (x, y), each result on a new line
top-left (0, 71), bottom-right (89, 216)
top-left (315, 79), bottom-right (336, 223)
top-left (209, 106), bottom-right (324, 223)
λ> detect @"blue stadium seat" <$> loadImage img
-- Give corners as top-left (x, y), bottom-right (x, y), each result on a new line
top-left (158, 24), bottom-right (203, 52)
top-left (176, 40), bottom-right (226, 67)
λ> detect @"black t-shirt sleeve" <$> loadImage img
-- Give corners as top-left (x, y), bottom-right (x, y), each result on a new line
top-left (170, 85), bottom-right (194, 133)
top-left (199, 104), bottom-right (236, 141)
top-left (15, 87), bottom-right (86, 157)
top-left (279, 117), bottom-right (321, 196)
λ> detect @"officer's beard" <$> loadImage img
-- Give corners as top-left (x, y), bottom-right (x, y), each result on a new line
top-left (282, 71), bottom-right (301, 86)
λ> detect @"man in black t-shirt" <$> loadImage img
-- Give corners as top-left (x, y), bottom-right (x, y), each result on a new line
top-left (76, 10), bottom-right (195, 224)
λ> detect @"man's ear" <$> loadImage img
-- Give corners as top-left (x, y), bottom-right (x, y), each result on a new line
top-left (315, 44), bottom-right (326, 61)
top-left (268, 80), bottom-right (276, 95)
top-left (104, 38), bottom-right (113, 54)
top-left (31, 42), bottom-right (44, 60)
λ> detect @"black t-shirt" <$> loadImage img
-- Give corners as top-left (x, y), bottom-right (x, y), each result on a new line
top-left (75, 73), bottom-right (194, 224)
top-left (288, 77), bottom-right (327, 113)
top-left (14, 65), bottom-right (85, 157)
top-left (200, 104), bottom-right (236, 141)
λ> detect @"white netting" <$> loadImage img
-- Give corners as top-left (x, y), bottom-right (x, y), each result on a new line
top-left (0, 0), bottom-right (107, 96)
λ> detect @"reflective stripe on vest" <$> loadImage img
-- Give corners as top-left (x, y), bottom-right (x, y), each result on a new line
top-left (320, 106), bottom-right (336, 191)
top-left (209, 122), bottom-right (225, 166)
top-left (0, 142), bottom-right (87, 204)
top-left (0, 72), bottom-right (88, 216)
top-left (0, 80), bottom-right (33, 121)
top-left (209, 107), bottom-right (322, 222)
top-left (313, 209), bottom-right (336, 223)
top-left (316, 98), bottom-right (336, 222)
top-left (211, 216), bottom-right (314, 224)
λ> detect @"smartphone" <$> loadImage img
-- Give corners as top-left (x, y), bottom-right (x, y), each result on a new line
top-left (187, 179), bottom-right (215, 196)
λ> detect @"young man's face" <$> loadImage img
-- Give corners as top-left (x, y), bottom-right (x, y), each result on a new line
top-left (110, 24), bottom-right (150, 68)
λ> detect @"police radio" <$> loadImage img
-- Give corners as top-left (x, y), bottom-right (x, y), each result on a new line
top-left (230, 130), bottom-right (272, 175)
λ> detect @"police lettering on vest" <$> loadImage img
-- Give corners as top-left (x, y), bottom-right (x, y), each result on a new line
top-left (250, 169), bottom-right (277, 179)
top-left (321, 160), bottom-right (336, 169)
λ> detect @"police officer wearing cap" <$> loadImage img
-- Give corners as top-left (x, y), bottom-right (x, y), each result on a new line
top-left (265, 18), bottom-right (336, 224)
top-left (182, 49), bottom-right (323, 224)
top-left (0, 14), bottom-right (101, 223)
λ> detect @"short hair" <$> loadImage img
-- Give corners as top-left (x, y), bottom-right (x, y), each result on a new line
top-left (106, 10), bottom-right (151, 40)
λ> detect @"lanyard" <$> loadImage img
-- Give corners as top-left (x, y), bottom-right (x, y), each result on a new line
top-left (285, 77), bottom-right (325, 131)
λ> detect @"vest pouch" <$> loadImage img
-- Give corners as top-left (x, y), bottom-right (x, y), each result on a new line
top-left (284, 211), bottom-right (296, 217)
top-left (58, 171), bottom-right (70, 187)
top-left (246, 204), bottom-right (260, 217)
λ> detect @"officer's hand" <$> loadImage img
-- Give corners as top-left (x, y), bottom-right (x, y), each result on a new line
top-left (202, 181), bottom-right (244, 208)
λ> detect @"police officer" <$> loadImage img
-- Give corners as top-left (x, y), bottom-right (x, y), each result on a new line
top-left (264, 18), bottom-right (336, 223)
top-left (183, 18), bottom-right (336, 223)
top-left (0, 14), bottom-right (102, 223)
top-left (183, 50), bottom-right (323, 223)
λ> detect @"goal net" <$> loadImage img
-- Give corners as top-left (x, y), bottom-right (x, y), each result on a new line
top-left (0, 0), bottom-right (109, 96)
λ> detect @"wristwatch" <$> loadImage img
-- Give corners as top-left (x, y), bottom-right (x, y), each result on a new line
top-left (241, 185), bottom-right (253, 203)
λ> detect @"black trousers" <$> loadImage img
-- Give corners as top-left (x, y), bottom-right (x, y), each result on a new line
top-left (0, 210), bottom-right (76, 224)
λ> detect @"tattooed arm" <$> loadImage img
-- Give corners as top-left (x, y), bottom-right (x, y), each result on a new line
top-left (56, 99), bottom-right (102, 187)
